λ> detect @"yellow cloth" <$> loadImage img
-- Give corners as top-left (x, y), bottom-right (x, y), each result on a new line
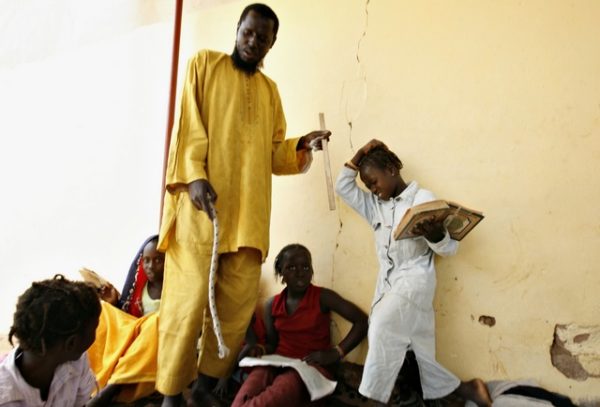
top-left (88, 301), bottom-right (158, 402)
top-left (156, 242), bottom-right (261, 395)
top-left (158, 49), bottom-right (310, 261)
top-left (156, 50), bottom-right (310, 395)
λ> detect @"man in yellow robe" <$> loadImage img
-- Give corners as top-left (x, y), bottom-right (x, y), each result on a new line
top-left (157, 4), bottom-right (331, 406)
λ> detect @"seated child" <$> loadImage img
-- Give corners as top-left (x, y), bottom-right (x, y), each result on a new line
top-left (0, 275), bottom-right (101, 407)
top-left (335, 139), bottom-right (492, 406)
top-left (231, 244), bottom-right (368, 407)
top-left (87, 235), bottom-right (164, 405)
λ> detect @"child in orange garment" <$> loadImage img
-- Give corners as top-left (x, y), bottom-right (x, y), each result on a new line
top-left (231, 244), bottom-right (368, 407)
top-left (87, 235), bottom-right (164, 405)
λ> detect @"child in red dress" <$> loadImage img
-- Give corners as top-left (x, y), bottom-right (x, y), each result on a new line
top-left (231, 244), bottom-right (368, 407)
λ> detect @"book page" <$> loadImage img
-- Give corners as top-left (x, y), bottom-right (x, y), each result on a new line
top-left (239, 355), bottom-right (337, 400)
top-left (79, 267), bottom-right (110, 289)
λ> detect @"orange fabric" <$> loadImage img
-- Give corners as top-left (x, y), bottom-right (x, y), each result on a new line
top-left (87, 301), bottom-right (158, 402)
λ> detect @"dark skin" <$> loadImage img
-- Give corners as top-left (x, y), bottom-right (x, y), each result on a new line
top-left (98, 240), bottom-right (164, 305)
top-left (175, 10), bottom-right (332, 407)
top-left (351, 139), bottom-right (445, 243)
top-left (253, 247), bottom-right (367, 367)
top-left (187, 9), bottom-right (331, 222)
top-left (16, 317), bottom-right (99, 405)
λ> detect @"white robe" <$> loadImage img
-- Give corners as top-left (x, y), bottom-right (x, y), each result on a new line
top-left (335, 166), bottom-right (460, 402)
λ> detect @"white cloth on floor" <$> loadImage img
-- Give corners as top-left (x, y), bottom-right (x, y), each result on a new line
top-left (465, 380), bottom-right (554, 406)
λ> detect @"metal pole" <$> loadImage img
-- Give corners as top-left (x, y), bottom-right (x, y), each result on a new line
top-left (160, 0), bottom-right (184, 224)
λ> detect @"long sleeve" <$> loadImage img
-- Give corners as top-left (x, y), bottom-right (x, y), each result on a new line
top-left (270, 85), bottom-right (312, 175)
top-left (165, 53), bottom-right (209, 192)
top-left (426, 231), bottom-right (458, 257)
top-left (335, 166), bottom-right (376, 226)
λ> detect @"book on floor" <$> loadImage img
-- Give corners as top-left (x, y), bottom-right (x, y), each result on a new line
top-left (239, 354), bottom-right (337, 400)
top-left (394, 200), bottom-right (484, 241)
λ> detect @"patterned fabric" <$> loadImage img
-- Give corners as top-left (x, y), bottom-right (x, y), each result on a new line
top-left (118, 235), bottom-right (158, 317)
top-left (208, 204), bottom-right (229, 359)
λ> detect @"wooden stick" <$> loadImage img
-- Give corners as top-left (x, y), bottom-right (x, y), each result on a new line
top-left (319, 112), bottom-right (336, 211)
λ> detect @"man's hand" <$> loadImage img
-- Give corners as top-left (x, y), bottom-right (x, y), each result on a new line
top-left (298, 130), bottom-right (332, 151)
top-left (412, 216), bottom-right (446, 243)
top-left (188, 179), bottom-right (218, 220)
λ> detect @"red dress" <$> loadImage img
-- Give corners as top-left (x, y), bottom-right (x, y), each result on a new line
top-left (272, 284), bottom-right (331, 359)
top-left (231, 284), bottom-right (333, 407)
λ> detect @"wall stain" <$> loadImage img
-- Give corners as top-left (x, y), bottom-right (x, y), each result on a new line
top-left (478, 315), bottom-right (496, 327)
top-left (551, 324), bottom-right (600, 381)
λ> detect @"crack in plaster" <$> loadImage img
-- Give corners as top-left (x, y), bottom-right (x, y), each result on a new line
top-left (332, 0), bottom-right (370, 288)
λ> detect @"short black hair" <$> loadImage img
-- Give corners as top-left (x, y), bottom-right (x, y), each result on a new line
top-left (274, 244), bottom-right (311, 278)
top-left (9, 275), bottom-right (101, 355)
top-left (238, 3), bottom-right (279, 39)
top-left (359, 146), bottom-right (403, 172)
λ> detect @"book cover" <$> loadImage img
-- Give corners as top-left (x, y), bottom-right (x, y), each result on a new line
top-left (394, 200), bottom-right (484, 241)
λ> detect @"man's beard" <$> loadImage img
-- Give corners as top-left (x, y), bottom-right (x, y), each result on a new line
top-left (231, 46), bottom-right (263, 74)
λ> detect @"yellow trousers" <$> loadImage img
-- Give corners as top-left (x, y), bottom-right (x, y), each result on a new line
top-left (88, 301), bottom-right (158, 402)
top-left (156, 237), bottom-right (261, 395)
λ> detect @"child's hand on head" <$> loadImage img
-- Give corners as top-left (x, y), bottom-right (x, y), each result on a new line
top-left (361, 139), bottom-right (388, 154)
top-left (412, 217), bottom-right (446, 243)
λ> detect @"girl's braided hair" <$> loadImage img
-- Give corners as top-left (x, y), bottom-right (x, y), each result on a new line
top-left (358, 146), bottom-right (403, 172)
top-left (8, 274), bottom-right (101, 355)
top-left (273, 244), bottom-right (312, 279)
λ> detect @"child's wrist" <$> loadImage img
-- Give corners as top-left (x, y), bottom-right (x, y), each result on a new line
top-left (345, 161), bottom-right (359, 171)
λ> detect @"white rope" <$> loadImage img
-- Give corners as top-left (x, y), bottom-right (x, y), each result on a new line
top-left (207, 202), bottom-right (230, 359)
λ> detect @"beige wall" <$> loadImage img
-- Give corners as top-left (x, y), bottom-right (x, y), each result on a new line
top-left (236, 0), bottom-right (599, 400)
top-left (1, 0), bottom-right (599, 401)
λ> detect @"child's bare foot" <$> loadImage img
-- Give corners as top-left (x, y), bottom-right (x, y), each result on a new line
top-left (455, 379), bottom-right (492, 407)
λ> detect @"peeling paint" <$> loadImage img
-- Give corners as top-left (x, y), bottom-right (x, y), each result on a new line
top-left (551, 324), bottom-right (600, 381)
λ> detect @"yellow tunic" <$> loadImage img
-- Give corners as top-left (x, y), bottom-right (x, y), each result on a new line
top-left (158, 50), bottom-right (310, 260)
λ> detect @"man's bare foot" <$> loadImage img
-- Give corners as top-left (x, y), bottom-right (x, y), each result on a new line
top-left (455, 378), bottom-right (492, 407)
top-left (161, 394), bottom-right (183, 407)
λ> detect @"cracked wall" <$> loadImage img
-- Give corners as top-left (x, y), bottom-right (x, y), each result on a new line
top-left (214, 0), bottom-right (600, 401)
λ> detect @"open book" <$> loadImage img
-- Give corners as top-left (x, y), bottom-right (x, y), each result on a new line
top-left (78, 267), bottom-right (110, 289)
top-left (394, 200), bottom-right (484, 241)
top-left (239, 354), bottom-right (337, 400)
